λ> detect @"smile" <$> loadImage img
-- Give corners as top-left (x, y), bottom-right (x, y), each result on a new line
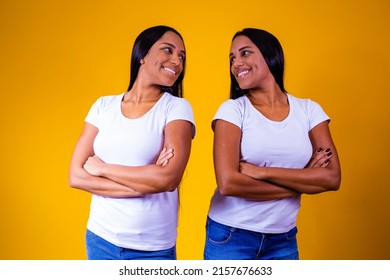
top-left (237, 70), bottom-right (249, 77)
top-left (163, 67), bottom-right (176, 75)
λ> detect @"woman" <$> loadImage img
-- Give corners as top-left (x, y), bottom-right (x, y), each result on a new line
top-left (68, 25), bottom-right (195, 260)
top-left (204, 28), bottom-right (341, 260)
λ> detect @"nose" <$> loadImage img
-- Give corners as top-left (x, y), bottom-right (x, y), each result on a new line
top-left (170, 53), bottom-right (182, 65)
top-left (232, 57), bottom-right (243, 69)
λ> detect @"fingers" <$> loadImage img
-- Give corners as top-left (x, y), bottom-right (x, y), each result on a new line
top-left (320, 148), bottom-right (333, 167)
top-left (320, 159), bottom-right (330, 167)
top-left (308, 147), bottom-right (333, 168)
top-left (156, 148), bottom-right (174, 166)
top-left (306, 148), bottom-right (322, 168)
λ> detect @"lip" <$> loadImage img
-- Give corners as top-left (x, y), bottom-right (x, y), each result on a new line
top-left (162, 66), bottom-right (177, 75)
top-left (237, 69), bottom-right (250, 78)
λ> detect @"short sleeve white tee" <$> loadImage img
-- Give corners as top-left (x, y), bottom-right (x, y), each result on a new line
top-left (208, 93), bottom-right (329, 233)
top-left (84, 92), bottom-right (195, 251)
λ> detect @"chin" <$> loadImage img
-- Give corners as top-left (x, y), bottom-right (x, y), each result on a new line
top-left (162, 80), bottom-right (176, 87)
top-left (238, 84), bottom-right (250, 90)
top-left (238, 79), bottom-right (255, 89)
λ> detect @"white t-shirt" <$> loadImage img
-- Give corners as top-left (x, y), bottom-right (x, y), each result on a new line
top-left (208, 93), bottom-right (329, 233)
top-left (84, 92), bottom-right (195, 251)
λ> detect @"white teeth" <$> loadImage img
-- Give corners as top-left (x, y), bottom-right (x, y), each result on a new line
top-left (163, 67), bottom-right (176, 75)
top-left (238, 70), bottom-right (249, 77)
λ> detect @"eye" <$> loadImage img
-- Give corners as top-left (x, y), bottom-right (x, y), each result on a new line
top-left (162, 47), bottom-right (173, 54)
top-left (230, 56), bottom-right (235, 64)
top-left (242, 50), bottom-right (251, 56)
top-left (179, 53), bottom-right (185, 62)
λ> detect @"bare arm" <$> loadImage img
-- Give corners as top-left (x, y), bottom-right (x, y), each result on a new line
top-left (83, 120), bottom-right (193, 194)
top-left (213, 120), bottom-right (299, 200)
top-left (239, 121), bottom-right (341, 194)
top-left (68, 123), bottom-right (144, 198)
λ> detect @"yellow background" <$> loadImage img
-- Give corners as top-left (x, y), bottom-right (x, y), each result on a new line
top-left (0, 0), bottom-right (389, 260)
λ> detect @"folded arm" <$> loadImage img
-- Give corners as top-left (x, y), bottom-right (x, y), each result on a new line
top-left (83, 120), bottom-right (193, 194)
top-left (213, 120), bottom-right (300, 200)
top-left (68, 123), bottom-right (144, 198)
top-left (239, 121), bottom-right (341, 194)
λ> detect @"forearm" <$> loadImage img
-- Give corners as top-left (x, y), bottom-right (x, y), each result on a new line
top-left (217, 171), bottom-right (299, 200)
top-left (263, 166), bottom-right (341, 194)
top-left (94, 121), bottom-right (192, 194)
top-left (68, 166), bottom-right (144, 198)
top-left (68, 122), bottom-right (144, 198)
top-left (213, 120), bottom-right (298, 200)
top-left (99, 163), bottom-right (182, 194)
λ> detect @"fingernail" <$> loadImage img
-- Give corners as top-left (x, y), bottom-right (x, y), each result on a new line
top-left (325, 159), bottom-right (329, 164)
top-left (325, 148), bottom-right (331, 152)
top-left (317, 148), bottom-right (323, 152)
top-left (327, 152), bottom-right (332, 157)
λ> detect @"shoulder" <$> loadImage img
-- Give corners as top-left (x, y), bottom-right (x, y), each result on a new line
top-left (288, 93), bottom-right (329, 126)
top-left (161, 93), bottom-right (195, 136)
top-left (164, 92), bottom-right (190, 104)
top-left (93, 93), bottom-right (124, 109)
top-left (218, 96), bottom-right (247, 111)
top-left (87, 93), bottom-right (124, 115)
top-left (212, 96), bottom-right (247, 130)
top-left (162, 93), bottom-right (193, 111)
top-left (85, 93), bottom-right (124, 126)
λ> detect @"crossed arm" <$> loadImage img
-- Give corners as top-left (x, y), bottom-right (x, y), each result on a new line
top-left (213, 120), bottom-right (341, 200)
top-left (68, 120), bottom-right (192, 197)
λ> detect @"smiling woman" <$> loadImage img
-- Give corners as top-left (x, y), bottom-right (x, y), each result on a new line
top-left (137, 32), bottom-right (186, 93)
top-left (204, 28), bottom-right (341, 260)
top-left (68, 25), bottom-right (196, 260)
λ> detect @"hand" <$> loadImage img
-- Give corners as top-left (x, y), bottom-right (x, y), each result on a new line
top-left (306, 147), bottom-right (333, 168)
top-left (156, 148), bottom-right (174, 166)
top-left (83, 155), bottom-right (105, 176)
top-left (239, 161), bottom-right (265, 180)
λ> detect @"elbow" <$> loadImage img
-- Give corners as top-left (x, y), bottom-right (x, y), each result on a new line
top-left (68, 170), bottom-right (84, 190)
top-left (328, 168), bottom-right (342, 191)
top-left (329, 174), bottom-right (341, 191)
top-left (153, 174), bottom-right (182, 193)
top-left (311, 168), bottom-right (341, 193)
top-left (68, 171), bottom-right (76, 188)
top-left (327, 164), bottom-right (342, 191)
top-left (161, 178), bottom-right (180, 192)
top-left (68, 165), bottom-right (80, 189)
top-left (217, 177), bottom-right (237, 196)
top-left (215, 171), bottom-right (245, 196)
top-left (318, 173), bottom-right (341, 193)
top-left (167, 176), bottom-right (185, 192)
top-left (219, 186), bottom-right (232, 196)
top-left (165, 184), bottom-right (179, 192)
top-left (68, 175), bottom-right (79, 189)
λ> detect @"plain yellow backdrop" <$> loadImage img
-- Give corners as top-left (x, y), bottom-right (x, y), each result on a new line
top-left (0, 0), bottom-right (389, 259)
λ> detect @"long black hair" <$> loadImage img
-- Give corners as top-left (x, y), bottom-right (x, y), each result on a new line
top-left (230, 28), bottom-right (286, 99)
top-left (127, 25), bottom-right (186, 97)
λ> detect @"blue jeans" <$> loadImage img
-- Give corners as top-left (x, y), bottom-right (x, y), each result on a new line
top-left (204, 217), bottom-right (299, 260)
top-left (85, 230), bottom-right (176, 260)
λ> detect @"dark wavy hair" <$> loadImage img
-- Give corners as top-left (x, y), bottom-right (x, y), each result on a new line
top-left (230, 28), bottom-right (286, 99)
top-left (127, 25), bottom-right (186, 97)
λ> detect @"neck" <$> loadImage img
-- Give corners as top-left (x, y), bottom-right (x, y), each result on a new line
top-left (125, 81), bottom-right (162, 103)
top-left (247, 84), bottom-right (286, 107)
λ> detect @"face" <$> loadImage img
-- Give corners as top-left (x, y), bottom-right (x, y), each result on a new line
top-left (230, 35), bottom-right (272, 90)
top-left (141, 31), bottom-right (185, 87)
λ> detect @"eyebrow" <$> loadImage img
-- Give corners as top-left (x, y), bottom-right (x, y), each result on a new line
top-left (229, 45), bottom-right (252, 57)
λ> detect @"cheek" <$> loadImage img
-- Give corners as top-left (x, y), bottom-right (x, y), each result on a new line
top-left (178, 63), bottom-right (184, 73)
top-left (230, 67), bottom-right (237, 79)
top-left (153, 59), bottom-right (161, 68)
